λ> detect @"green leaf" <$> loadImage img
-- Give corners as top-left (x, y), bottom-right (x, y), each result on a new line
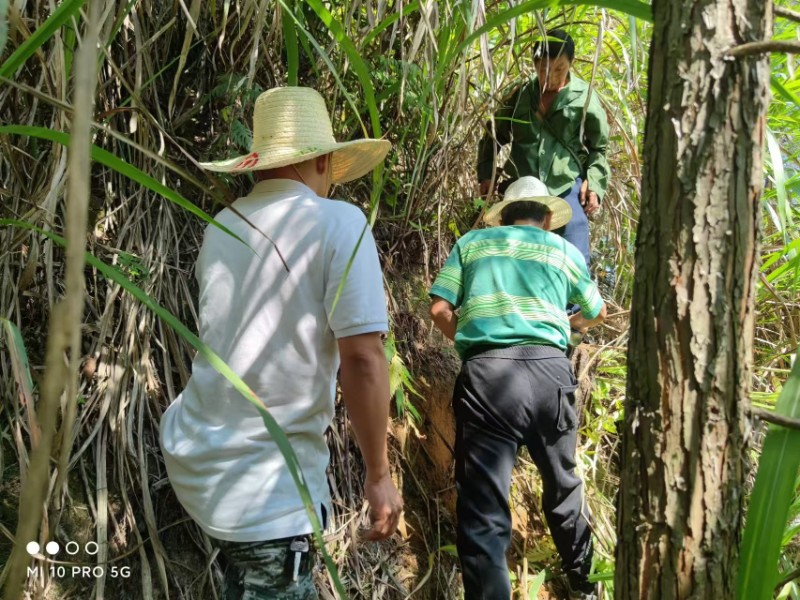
top-left (528, 569), bottom-right (547, 599)
top-left (567, 0), bottom-right (652, 21)
top-left (328, 221), bottom-right (368, 318)
top-left (0, 0), bottom-right (87, 78)
top-left (303, 0), bottom-right (383, 137)
top-left (766, 128), bottom-right (793, 238)
top-left (771, 76), bottom-right (800, 117)
top-left (362, 2), bottom-right (421, 47)
top-left (231, 119), bottom-right (253, 152)
top-left (1, 318), bottom-right (35, 406)
top-left (0, 125), bottom-right (247, 248)
top-left (281, 0), bottom-right (299, 85)
top-left (277, 0), bottom-right (369, 136)
top-left (0, 0), bottom-right (8, 58)
top-left (737, 349), bottom-right (800, 600)
top-left (0, 218), bottom-right (347, 598)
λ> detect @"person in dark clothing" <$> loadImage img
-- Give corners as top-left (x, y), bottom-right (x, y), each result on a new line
top-left (477, 29), bottom-right (610, 267)
top-left (430, 176), bottom-right (607, 599)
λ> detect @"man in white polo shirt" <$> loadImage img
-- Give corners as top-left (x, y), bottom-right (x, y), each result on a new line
top-left (160, 87), bottom-right (403, 599)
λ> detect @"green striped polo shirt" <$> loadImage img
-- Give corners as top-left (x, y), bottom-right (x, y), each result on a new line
top-left (430, 225), bottom-right (603, 359)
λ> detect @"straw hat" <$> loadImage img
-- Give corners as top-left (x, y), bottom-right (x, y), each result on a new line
top-left (200, 87), bottom-right (390, 183)
top-left (483, 176), bottom-right (572, 229)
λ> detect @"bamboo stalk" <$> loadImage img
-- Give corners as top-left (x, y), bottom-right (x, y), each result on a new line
top-left (1, 1), bottom-right (102, 598)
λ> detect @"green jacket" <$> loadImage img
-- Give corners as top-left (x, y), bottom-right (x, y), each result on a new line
top-left (477, 75), bottom-right (610, 201)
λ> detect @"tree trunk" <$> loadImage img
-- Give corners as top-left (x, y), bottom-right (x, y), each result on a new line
top-left (615, 1), bottom-right (771, 598)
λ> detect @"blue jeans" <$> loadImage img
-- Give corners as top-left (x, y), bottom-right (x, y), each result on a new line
top-left (553, 177), bottom-right (590, 268)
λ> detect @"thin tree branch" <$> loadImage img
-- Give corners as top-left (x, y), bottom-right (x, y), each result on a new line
top-left (752, 407), bottom-right (800, 431)
top-left (727, 40), bottom-right (800, 57)
top-left (775, 6), bottom-right (800, 25)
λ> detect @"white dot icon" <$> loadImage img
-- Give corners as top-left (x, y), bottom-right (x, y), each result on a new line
top-left (26, 542), bottom-right (40, 556)
top-left (45, 542), bottom-right (60, 555)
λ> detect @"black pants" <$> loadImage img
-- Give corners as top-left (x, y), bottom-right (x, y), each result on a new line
top-left (453, 345), bottom-right (592, 600)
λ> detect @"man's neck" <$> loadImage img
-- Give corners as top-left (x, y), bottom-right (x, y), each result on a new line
top-left (537, 73), bottom-right (570, 95)
top-left (511, 220), bottom-right (544, 228)
top-left (255, 167), bottom-right (327, 197)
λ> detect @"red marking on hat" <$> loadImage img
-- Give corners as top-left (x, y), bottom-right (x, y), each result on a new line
top-left (234, 152), bottom-right (260, 170)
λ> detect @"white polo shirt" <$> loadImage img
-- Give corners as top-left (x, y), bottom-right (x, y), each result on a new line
top-left (160, 179), bottom-right (388, 542)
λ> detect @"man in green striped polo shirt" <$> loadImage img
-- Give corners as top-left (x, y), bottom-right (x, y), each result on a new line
top-left (429, 176), bottom-right (606, 599)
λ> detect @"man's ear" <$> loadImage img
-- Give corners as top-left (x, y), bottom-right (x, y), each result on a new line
top-left (315, 153), bottom-right (330, 175)
top-left (543, 211), bottom-right (553, 230)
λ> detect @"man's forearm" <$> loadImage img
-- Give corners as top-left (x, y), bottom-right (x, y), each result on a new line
top-left (339, 351), bottom-right (391, 480)
top-left (433, 312), bottom-right (458, 341)
top-left (586, 155), bottom-right (610, 201)
top-left (570, 308), bottom-right (605, 332)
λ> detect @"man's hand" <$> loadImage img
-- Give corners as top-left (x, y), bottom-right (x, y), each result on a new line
top-left (430, 297), bottom-right (458, 341)
top-left (579, 179), bottom-right (601, 219)
top-left (569, 304), bottom-right (607, 333)
top-left (363, 472), bottom-right (403, 541)
top-left (479, 179), bottom-right (493, 199)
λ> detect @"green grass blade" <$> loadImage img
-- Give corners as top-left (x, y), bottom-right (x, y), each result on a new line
top-left (0, 125), bottom-right (247, 248)
top-left (328, 221), bottom-right (368, 318)
top-left (282, 0), bottom-right (299, 85)
top-left (0, 316), bottom-right (39, 449)
top-left (1, 318), bottom-right (36, 406)
top-left (528, 570), bottom-right (547, 599)
top-left (0, 0), bottom-right (8, 57)
top-left (771, 76), bottom-right (800, 122)
top-left (278, 0), bottom-right (367, 135)
top-left (0, 0), bottom-right (87, 78)
top-left (362, 1), bottom-right (420, 46)
top-left (766, 128), bottom-right (793, 237)
top-left (304, 0), bottom-right (382, 137)
top-left (0, 218), bottom-right (348, 599)
top-left (737, 349), bottom-right (800, 600)
top-left (565, 0), bottom-right (652, 21)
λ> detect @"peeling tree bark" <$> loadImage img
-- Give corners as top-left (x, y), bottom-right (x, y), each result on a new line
top-left (615, 1), bottom-right (771, 598)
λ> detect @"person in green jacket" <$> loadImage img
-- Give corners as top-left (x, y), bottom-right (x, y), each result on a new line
top-left (477, 29), bottom-right (610, 267)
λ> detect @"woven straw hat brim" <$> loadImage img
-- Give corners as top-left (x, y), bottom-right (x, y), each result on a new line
top-left (483, 194), bottom-right (572, 230)
top-left (199, 138), bottom-right (390, 183)
top-left (331, 139), bottom-right (391, 183)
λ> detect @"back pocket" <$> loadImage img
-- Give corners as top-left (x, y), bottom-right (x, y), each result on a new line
top-left (556, 384), bottom-right (578, 432)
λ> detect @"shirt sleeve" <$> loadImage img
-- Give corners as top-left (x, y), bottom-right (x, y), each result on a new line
top-left (325, 209), bottom-right (388, 338)
top-left (567, 251), bottom-right (604, 320)
top-left (476, 86), bottom-right (520, 181)
top-left (583, 91), bottom-right (611, 202)
top-left (429, 242), bottom-right (464, 308)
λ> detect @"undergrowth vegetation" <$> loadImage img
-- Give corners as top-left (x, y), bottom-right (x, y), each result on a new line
top-left (0, 1), bottom-right (798, 599)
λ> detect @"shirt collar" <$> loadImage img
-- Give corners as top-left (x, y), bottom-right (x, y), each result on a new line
top-left (249, 178), bottom-right (316, 198)
top-left (531, 74), bottom-right (586, 109)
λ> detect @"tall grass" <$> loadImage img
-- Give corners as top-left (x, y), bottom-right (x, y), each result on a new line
top-left (738, 350), bottom-right (800, 600)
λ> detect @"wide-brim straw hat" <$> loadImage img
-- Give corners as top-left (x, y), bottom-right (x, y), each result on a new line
top-left (199, 87), bottom-right (390, 184)
top-left (483, 176), bottom-right (572, 230)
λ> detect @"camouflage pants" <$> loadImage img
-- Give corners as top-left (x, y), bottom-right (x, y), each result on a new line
top-left (215, 536), bottom-right (319, 600)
